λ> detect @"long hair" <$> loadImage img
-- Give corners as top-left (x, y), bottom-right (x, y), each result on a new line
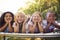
top-left (29, 11), bottom-right (42, 23)
top-left (0, 11), bottom-right (14, 27)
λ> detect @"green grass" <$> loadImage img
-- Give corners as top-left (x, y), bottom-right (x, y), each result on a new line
top-left (0, 36), bottom-right (60, 40)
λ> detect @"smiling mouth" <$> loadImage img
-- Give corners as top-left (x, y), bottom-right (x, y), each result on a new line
top-left (7, 18), bottom-right (11, 20)
top-left (34, 19), bottom-right (38, 20)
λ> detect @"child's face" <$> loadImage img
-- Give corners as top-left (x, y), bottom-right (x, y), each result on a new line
top-left (16, 14), bottom-right (25, 23)
top-left (32, 14), bottom-right (41, 22)
top-left (4, 13), bottom-right (12, 22)
top-left (47, 13), bottom-right (56, 22)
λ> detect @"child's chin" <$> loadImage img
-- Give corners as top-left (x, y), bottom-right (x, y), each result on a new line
top-left (18, 21), bottom-right (22, 23)
top-left (36, 20), bottom-right (38, 22)
top-left (35, 21), bottom-right (38, 23)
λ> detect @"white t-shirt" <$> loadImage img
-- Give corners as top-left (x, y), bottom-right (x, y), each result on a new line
top-left (42, 20), bottom-right (59, 32)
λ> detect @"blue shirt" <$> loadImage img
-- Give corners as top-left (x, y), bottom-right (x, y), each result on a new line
top-left (42, 20), bottom-right (58, 33)
top-left (4, 27), bottom-right (9, 32)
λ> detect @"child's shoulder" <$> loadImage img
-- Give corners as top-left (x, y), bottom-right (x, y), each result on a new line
top-left (42, 20), bottom-right (47, 24)
top-left (55, 20), bottom-right (60, 25)
top-left (55, 20), bottom-right (58, 23)
top-left (27, 21), bottom-right (33, 25)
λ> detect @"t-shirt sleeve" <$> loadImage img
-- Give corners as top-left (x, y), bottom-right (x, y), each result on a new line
top-left (12, 22), bottom-right (16, 28)
top-left (25, 21), bottom-right (33, 33)
top-left (42, 20), bottom-right (47, 29)
top-left (55, 21), bottom-right (60, 25)
top-left (28, 21), bottom-right (33, 25)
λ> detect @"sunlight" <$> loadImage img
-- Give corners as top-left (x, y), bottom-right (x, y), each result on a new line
top-left (0, 0), bottom-right (33, 15)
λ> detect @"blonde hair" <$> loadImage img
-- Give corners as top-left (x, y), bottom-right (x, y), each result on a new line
top-left (15, 11), bottom-right (25, 16)
top-left (30, 11), bottom-right (42, 22)
top-left (14, 11), bottom-right (26, 22)
top-left (32, 11), bottom-right (42, 17)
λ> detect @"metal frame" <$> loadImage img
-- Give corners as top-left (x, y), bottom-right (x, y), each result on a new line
top-left (0, 33), bottom-right (60, 37)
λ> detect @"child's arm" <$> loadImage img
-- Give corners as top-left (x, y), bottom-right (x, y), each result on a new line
top-left (28, 23), bottom-right (36, 33)
top-left (0, 23), bottom-right (8, 32)
top-left (22, 23), bottom-right (26, 33)
top-left (38, 22), bottom-right (44, 33)
top-left (13, 22), bottom-right (19, 33)
top-left (44, 22), bottom-right (51, 32)
top-left (8, 22), bottom-right (14, 32)
top-left (52, 21), bottom-right (60, 28)
top-left (22, 19), bottom-right (28, 33)
top-left (38, 18), bottom-right (44, 33)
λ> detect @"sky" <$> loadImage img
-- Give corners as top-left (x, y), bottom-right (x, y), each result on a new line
top-left (0, 0), bottom-right (31, 15)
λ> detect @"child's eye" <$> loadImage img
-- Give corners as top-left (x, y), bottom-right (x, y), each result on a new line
top-left (5, 16), bottom-right (8, 17)
top-left (9, 15), bottom-right (12, 17)
top-left (18, 16), bottom-right (19, 17)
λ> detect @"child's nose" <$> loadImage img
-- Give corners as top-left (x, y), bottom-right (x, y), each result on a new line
top-left (19, 17), bottom-right (21, 19)
top-left (50, 17), bottom-right (54, 19)
top-left (35, 16), bottom-right (38, 19)
top-left (7, 16), bottom-right (10, 18)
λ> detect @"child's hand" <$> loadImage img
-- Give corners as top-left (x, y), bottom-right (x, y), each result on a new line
top-left (14, 20), bottom-right (19, 27)
top-left (6, 22), bottom-right (9, 25)
top-left (38, 18), bottom-right (42, 23)
top-left (48, 21), bottom-right (52, 26)
top-left (8, 19), bottom-right (12, 23)
top-left (50, 19), bottom-right (55, 24)
top-left (4, 19), bottom-right (8, 24)
top-left (5, 19), bottom-right (12, 23)
top-left (33, 19), bottom-right (37, 23)
top-left (52, 20), bottom-right (55, 25)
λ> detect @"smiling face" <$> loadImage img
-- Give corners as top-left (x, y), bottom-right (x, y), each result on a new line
top-left (4, 13), bottom-right (13, 23)
top-left (32, 13), bottom-right (42, 22)
top-left (16, 13), bottom-right (25, 23)
top-left (46, 13), bottom-right (56, 22)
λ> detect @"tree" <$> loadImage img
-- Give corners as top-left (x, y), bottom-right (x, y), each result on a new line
top-left (18, 0), bottom-right (60, 20)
